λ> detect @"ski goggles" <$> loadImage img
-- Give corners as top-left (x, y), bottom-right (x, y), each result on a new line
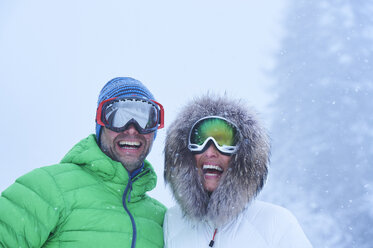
top-left (96, 97), bottom-right (164, 134)
top-left (188, 116), bottom-right (240, 155)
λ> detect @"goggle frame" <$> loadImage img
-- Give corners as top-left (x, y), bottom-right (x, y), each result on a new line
top-left (188, 116), bottom-right (240, 155)
top-left (96, 96), bottom-right (164, 134)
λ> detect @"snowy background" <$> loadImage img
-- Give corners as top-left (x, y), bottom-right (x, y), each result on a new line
top-left (1, 1), bottom-right (372, 247)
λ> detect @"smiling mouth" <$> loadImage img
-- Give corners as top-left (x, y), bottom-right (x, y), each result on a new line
top-left (202, 164), bottom-right (224, 176)
top-left (118, 140), bottom-right (141, 149)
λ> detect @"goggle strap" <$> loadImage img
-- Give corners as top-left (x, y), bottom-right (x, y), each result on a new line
top-left (96, 97), bottom-right (118, 126)
top-left (151, 99), bottom-right (164, 129)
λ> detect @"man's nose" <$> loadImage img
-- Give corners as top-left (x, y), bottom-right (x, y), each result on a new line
top-left (124, 124), bottom-right (139, 134)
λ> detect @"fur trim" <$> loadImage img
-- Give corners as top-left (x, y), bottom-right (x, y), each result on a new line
top-left (164, 94), bottom-right (270, 227)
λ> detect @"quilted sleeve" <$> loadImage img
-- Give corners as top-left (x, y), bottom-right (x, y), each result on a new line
top-left (0, 167), bottom-right (64, 247)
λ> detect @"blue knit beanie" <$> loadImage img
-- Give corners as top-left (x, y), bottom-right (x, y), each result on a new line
top-left (96, 77), bottom-right (156, 144)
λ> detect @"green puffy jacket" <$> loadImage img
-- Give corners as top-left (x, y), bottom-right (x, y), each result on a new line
top-left (0, 135), bottom-right (166, 247)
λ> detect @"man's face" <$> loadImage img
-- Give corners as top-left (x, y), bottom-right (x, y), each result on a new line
top-left (194, 144), bottom-right (231, 192)
top-left (100, 125), bottom-right (155, 172)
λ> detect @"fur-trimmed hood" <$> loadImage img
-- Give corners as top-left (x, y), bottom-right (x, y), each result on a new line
top-left (164, 94), bottom-right (270, 227)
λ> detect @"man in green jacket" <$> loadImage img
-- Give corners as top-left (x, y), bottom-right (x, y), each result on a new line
top-left (0, 77), bottom-right (166, 247)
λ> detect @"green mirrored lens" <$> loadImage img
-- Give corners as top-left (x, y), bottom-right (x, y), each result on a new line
top-left (192, 118), bottom-right (237, 146)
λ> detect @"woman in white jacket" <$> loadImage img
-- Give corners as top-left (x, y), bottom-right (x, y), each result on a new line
top-left (163, 95), bottom-right (312, 248)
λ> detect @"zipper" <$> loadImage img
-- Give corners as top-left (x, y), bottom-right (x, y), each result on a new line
top-left (122, 168), bottom-right (151, 248)
top-left (122, 179), bottom-right (136, 248)
top-left (209, 228), bottom-right (218, 247)
top-left (132, 168), bottom-right (151, 183)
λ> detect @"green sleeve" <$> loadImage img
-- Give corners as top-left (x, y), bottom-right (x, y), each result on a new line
top-left (0, 167), bottom-right (64, 247)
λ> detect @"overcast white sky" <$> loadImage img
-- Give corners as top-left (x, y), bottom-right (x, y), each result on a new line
top-left (0, 0), bottom-right (287, 207)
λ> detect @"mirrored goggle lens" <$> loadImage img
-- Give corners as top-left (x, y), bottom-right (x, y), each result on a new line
top-left (188, 117), bottom-right (239, 154)
top-left (102, 98), bottom-right (159, 132)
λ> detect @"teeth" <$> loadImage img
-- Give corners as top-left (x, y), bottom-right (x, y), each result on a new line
top-left (118, 141), bottom-right (140, 146)
top-left (205, 173), bottom-right (220, 177)
top-left (203, 165), bottom-right (223, 172)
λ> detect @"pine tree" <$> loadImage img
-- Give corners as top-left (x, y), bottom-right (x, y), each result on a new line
top-left (261, 1), bottom-right (373, 247)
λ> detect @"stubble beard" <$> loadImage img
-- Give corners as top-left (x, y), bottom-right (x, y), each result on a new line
top-left (100, 136), bottom-right (151, 172)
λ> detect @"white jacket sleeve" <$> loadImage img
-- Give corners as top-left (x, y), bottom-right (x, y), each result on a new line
top-left (163, 209), bottom-right (170, 248)
top-left (273, 208), bottom-right (313, 248)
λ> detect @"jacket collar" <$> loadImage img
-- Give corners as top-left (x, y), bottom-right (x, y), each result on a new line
top-left (60, 134), bottom-right (157, 198)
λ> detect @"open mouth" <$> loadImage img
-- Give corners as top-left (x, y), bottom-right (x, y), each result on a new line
top-left (202, 164), bottom-right (224, 177)
top-left (117, 140), bottom-right (141, 149)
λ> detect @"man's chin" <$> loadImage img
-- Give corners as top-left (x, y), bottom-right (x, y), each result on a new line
top-left (115, 156), bottom-right (144, 172)
top-left (113, 147), bottom-right (149, 172)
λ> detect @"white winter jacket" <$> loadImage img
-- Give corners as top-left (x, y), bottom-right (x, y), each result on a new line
top-left (164, 200), bottom-right (313, 248)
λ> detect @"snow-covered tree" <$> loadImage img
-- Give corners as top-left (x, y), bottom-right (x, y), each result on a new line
top-left (261, 1), bottom-right (373, 247)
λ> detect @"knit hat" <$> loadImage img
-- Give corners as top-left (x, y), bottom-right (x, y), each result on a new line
top-left (95, 77), bottom-right (156, 144)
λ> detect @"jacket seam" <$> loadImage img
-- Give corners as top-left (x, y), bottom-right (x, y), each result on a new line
top-left (40, 167), bottom-right (69, 245)
top-left (3, 184), bottom-right (52, 233)
top-left (62, 182), bottom-right (105, 194)
top-left (61, 229), bottom-right (132, 234)
top-left (249, 207), bottom-right (271, 246)
top-left (45, 166), bottom-right (81, 176)
top-left (276, 215), bottom-right (295, 245)
top-left (0, 219), bottom-right (27, 244)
